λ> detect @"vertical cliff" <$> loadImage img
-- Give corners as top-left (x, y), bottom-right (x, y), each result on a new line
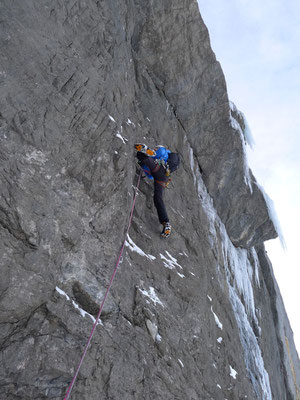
top-left (0, 1), bottom-right (299, 399)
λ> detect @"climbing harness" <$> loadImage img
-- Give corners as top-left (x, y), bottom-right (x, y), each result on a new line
top-left (155, 178), bottom-right (172, 188)
top-left (63, 170), bottom-right (142, 400)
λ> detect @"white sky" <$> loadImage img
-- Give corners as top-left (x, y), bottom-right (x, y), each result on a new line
top-left (197, 0), bottom-right (300, 353)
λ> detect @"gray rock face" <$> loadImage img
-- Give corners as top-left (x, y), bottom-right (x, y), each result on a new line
top-left (0, 1), bottom-right (298, 400)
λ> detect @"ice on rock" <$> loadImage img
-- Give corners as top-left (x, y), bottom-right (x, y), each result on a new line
top-left (241, 112), bottom-right (255, 150)
top-left (211, 307), bottom-right (223, 330)
top-left (229, 365), bottom-right (238, 379)
top-left (221, 239), bottom-right (257, 318)
top-left (156, 333), bottom-right (162, 342)
top-left (229, 114), bottom-right (253, 193)
top-left (257, 183), bottom-right (286, 249)
top-left (160, 251), bottom-right (182, 270)
top-left (228, 102), bottom-right (254, 193)
top-left (250, 247), bottom-right (261, 287)
top-left (116, 132), bottom-right (127, 144)
top-left (228, 286), bottom-right (271, 399)
top-left (230, 114), bottom-right (242, 134)
top-left (194, 168), bottom-right (272, 399)
top-left (25, 148), bottom-right (47, 164)
top-left (56, 287), bottom-right (103, 325)
top-left (71, 300), bottom-right (99, 324)
top-left (139, 287), bottom-right (164, 307)
top-left (146, 319), bottom-right (158, 341)
top-left (188, 145), bottom-right (217, 243)
top-left (229, 101), bottom-right (255, 149)
top-left (189, 147), bottom-right (196, 186)
top-left (125, 235), bottom-right (156, 260)
top-left (126, 118), bottom-right (135, 126)
top-left (56, 286), bottom-right (70, 301)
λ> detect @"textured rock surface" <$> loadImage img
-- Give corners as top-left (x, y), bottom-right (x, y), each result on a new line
top-left (0, 1), bottom-right (299, 399)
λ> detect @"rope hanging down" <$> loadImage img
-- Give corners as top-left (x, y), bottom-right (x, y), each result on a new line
top-left (64, 170), bottom-right (142, 400)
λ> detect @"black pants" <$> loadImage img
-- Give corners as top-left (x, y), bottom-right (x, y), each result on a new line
top-left (141, 156), bottom-right (169, 224)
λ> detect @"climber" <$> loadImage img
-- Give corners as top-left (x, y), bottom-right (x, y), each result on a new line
top-left (134, 144), bottom-right (180, 238)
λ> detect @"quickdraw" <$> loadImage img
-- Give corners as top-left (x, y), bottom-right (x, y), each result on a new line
top-left (154, 159), bottom-right (171, 176)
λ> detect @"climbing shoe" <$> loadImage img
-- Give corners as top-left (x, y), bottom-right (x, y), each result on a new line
top-left (161, 222), bottom-right (171, 238)
top-left (134, 143), bottom-right (156, 156)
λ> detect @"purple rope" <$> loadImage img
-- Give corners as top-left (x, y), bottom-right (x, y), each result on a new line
top-left (64, 171), bottom-right (142, 399)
